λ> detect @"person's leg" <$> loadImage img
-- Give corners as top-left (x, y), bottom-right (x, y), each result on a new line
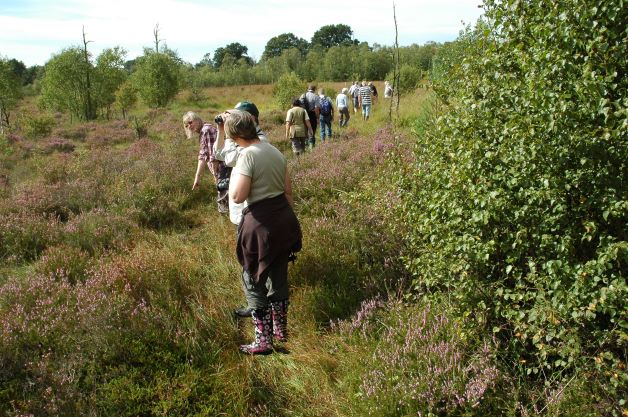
top-left (308, 110), bottom-right (317, 137)
top-left (217, 189), bottom-right (229, 214)
top-left (239, 269), bottom-right (273, 354)
top-left (290, 137), bottom-right (305, 156)
top-left (319, 118), bottom-right (325, 142)
top-left (267, 253), bottom-right (290, 342)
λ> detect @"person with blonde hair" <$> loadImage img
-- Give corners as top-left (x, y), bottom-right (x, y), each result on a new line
top-left (182, 111), bottom-right (229, 214)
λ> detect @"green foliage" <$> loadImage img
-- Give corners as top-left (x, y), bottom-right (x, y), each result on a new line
top-left (213, 42), bottom-right (253, 68)
top-left (0, 56), bottom-right (23, 129)
top-left (40, 46), bottom-right (129, 120)
top-left (94, 46), bottom-right (128, 118)
top-left (311, 24), bottom-right (356, 49)
top-left (114, 80), bottom-right (137, 119)
top-left (398, 0), bottom-right (627, 412)
top-left (387, 64), bottom-right (422, 95)
top-left (132, 51), bottom-right (181, 108)
top-left (23, 114), bottom-right (55, 138)
top-left (273, 72), bottom-right (304, 110)
top-left (262, 33), bottom-right (309, 61)
top-left (40, 47), bottom-right (96, 120)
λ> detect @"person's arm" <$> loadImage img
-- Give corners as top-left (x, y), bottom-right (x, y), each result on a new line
top-left (285, 121), bottom-right (291, 140)
top-left (284, 167), bottom-right (293, 207)
top-left (330, 97), bottom-right (334, 120)
top-left (193, 159), bottom-right (206, 190)
top-left (230, 173), bottom-right (251, 204)
top-left (215, 121), bottom-right (240, 167)
top-left (305, 119), bottom-right (313, 137)
top-left (214, 123), bottom-right (225, 153)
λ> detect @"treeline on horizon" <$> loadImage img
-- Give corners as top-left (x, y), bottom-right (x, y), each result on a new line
top-left (0, 23), bottom-right (440, 124)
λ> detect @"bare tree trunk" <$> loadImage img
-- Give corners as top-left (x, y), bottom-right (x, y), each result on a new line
top-left (82, 26), bottom-right (95, 120)
top-left (389, 3), bottom-right (401, 123)
top-left (393, 3), bottom-right (401, 120)
top-left (154, 24), bottom-right (161, 53)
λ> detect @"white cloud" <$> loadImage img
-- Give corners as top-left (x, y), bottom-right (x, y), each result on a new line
top-left (0, 0), bottom-right (484, 66)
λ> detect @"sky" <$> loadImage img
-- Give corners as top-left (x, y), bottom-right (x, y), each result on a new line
top-left (0, 0), bottom-right (485, 67)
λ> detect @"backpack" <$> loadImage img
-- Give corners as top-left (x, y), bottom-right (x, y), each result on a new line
top-left (320, 97), bottom-right (332, 116)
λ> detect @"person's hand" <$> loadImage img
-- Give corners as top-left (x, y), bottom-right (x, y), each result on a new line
top-left (192, 180), bottom-right (199, 190)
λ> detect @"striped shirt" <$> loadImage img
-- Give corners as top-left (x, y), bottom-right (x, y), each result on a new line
top-left (359, 86), bottom-right (372, 105)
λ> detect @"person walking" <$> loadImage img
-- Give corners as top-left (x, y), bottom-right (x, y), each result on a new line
top-left (359, 81), bottom-right (373, 121)
top-left (285, 98), bottom-right (313, 156)
top-left (384, 80), bottom-right (393, 98)
top-left (336, 87), bottom-right (350, 128)
top-left (300, 84), bottom-right (320, 149)
top-left (318, 89), bottom-right (334, 143)
top-left (227, 110), bottom-right (302, 355)
top-left (368, 81), bottom-right (378, 105)
top-left (350, 81), bottom-right (361, 114)
top-left (182, 111), bottom-right (229, 214)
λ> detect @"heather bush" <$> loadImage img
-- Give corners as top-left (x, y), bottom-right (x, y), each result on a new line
top-left (11, 178), bottom-right (101, 222)
top-left (397, 0), bottom-right (627, 412)
top-left (54, 125), bottom-right (88, 141)
top-left (85, 120), bottom-right (135, 147)
top-left (290, 127), bottom-right (387, 216)
top-left (33, 243), bottom-right (93, 284)
top-left (0, 238), bottom-right (246, 416)
top-left (62, 209), bottom-right (138, 255)
top-left (41, 137), bottom-right (75, 154)
top-left (332, 298), bottom-right (500, 416)
top-left (0, 211), bottom-right (61, 262)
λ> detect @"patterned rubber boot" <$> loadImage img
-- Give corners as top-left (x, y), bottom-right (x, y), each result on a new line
top-left (239, 307), bottom-right (273, 355)
top-left (270, 299), bottom-right (289, 343)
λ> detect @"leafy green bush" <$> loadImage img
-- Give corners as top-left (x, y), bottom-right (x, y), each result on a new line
top-left (132, 51), bottom-right (181, 108)
top-left (273, 71), bottom-right (304, 110)
top-left (23, 114), bottom-right (55, 138)
top-left (398, 0), bottom-right (627, 412)
top-left (387, 64), bottom-right (422, 95)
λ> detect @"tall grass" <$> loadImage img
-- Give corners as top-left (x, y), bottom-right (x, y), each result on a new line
top-left (0, 82), bottom-right (590, 416)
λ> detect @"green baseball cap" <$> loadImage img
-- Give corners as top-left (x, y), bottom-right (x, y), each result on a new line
top-left (234, 101), bottom-right (259, 119)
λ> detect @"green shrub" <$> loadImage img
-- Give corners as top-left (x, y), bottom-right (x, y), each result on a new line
top-left (23, 114), bottom-right (55, 138)
top-left (387, 64), bottom-right (422, 95)
top-left (273, 71), bottom-right (304, 110)
top-left (397, 0), bottom-right (627, 412)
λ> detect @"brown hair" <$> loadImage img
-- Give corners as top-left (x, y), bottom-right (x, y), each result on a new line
top-left (224, 110), bottom-right (258, 141)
